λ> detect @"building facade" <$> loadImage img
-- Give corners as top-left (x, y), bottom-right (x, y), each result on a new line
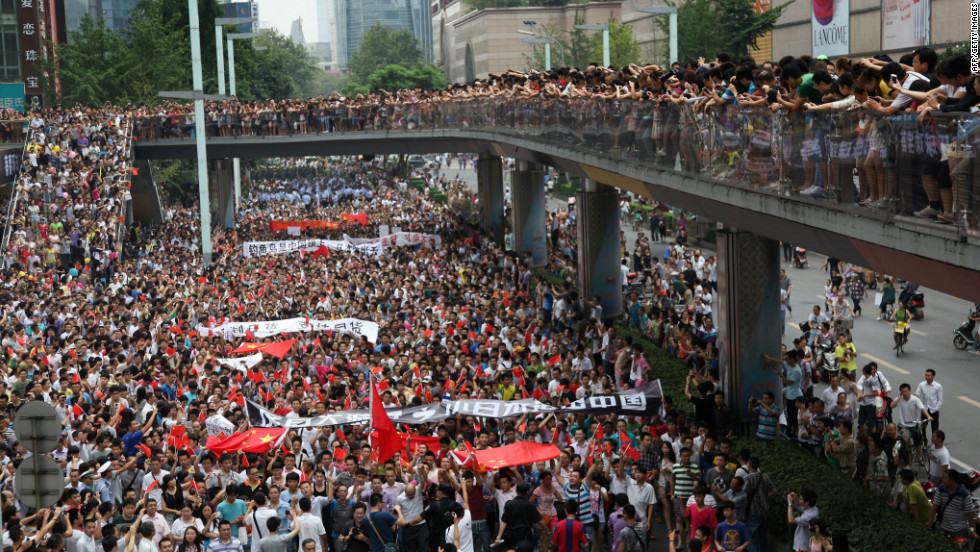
top-left (335, 0), bottom-right (432, 70)
top-left (433, 2), bottom-right (621, 83)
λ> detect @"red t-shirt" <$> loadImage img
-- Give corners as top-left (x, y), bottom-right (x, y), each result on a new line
top-left (686, 503), bottom-right (718, 542)
top-left (552, 519), bottom-right (589, 552)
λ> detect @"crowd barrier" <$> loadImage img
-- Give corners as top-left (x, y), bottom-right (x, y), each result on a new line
top-left (133, 99), bottom-right (980, 240)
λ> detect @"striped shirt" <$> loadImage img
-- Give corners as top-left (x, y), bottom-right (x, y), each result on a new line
top-left (754, 404), bottom-right (780, 440)
top-left (671, 462), bottom-right (701, 500)
top-left (209, 537), bottom-right (244, 552)
top-left (563, 482), bottom-right (592, 524)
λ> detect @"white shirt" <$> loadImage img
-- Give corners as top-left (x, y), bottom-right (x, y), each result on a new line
top-left (820, 386), bottom-right (845, 412)
top-left (297, 512), bottom-right (327, 552)
top-left (171, 517), bottom-right (204, 538)
top-left (493, 488), bottom-right (516, 522)
top-left (248, 507), bottom-right (278, 552)
top-left (895, 395), bottom-right (925, 427)
top-left (915, 380), bottom-right (943, 412)
top-left (929, 446), bottom-right (950, 479)
top-left (627, 483), bottom-right (657, 520)
top-left (445, 510), bottom-right (473, 552)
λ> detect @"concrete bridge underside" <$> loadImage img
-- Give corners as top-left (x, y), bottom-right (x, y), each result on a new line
top-left (135, 130), bottom-right (980, 303)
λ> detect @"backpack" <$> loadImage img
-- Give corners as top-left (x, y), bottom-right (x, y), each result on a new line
top-left (332, 499), bottom-right (354, 535)
top-left (622, 526), bottom-right (646, 552)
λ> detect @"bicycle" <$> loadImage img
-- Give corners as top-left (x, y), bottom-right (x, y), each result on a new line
top-left (900, 418), bottom-right (931, 476)
top-left (894, 321), bottom-right (909, 357)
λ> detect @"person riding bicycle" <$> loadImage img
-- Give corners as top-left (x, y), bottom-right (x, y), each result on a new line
top-left (890, 383), bottom-right (933, 465)
top-left (890, 300), bottom-right (911, 349)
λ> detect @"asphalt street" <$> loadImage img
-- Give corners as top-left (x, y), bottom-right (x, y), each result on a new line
top-left (443, 161), bottom-right (979, 473)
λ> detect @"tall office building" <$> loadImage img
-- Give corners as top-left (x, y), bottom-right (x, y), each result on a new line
top-left (335, 0), bottom-right (432, 70)
top-left (316, 0), bottom-right (333, 44)
top-left (290, 17), bottom-right (305, 46)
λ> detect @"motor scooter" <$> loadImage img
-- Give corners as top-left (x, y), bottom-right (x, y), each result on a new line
top-left (952, 305), bottom-right (979, 351)
top-left (899, 282), bottom-right (925, 320)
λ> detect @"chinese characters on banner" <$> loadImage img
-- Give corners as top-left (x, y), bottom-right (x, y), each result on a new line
top-left (244, 381), bottom-right (665, 428)
top-left (199, 317), bottom-right (381, 343)
top-left (242, 232), bottom-right (442, 258)
top-left (17, 0), bottom-right (47, 108)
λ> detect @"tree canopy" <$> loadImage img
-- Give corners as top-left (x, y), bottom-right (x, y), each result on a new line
top-left (346, 23), bottom-right (423, 85)
top-left (658, 0), bottom-right (791, 64)
top-left (43, 0), bottom-right (319, 106)
top-left (590, 19), bottom-right (640, 68)
top-left (366, 64), bottom-right (446, 93)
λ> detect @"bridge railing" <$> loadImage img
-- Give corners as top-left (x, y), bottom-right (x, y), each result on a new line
top-left (133, 99), bottom-right (980, 241)
top-left (0, 119), bottom-right (29, 145)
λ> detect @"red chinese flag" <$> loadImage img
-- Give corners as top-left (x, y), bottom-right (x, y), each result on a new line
top-left (242, 454), bottom-right (249, 467)
top-left (343, 393), bottom-right (351, 410)
top-left (72, 403), bottom-right (83, 418)
top-left (618, 431), bottom-right (632, 448)
top-left (378, 379), bottom-right (390, 392)
top-left (333, 448), bottom-right (347, 462)
top-left (518, 420), bottom-right (527, 432)
top-left (336, 429), bottom-right (346, 441)
top-left (370, 378), bottom-right (400, 464)
top-left (313, 245), bottom-right (330, 259)
top-left (259, 339), bottom-right (297, 359)
top-left (425, 389), bottom-right (433, 403)
top-left (136, 443), bottom-right (152, 457)
top-left (146, 479), bottom-right (159, 494)
top-left (549, 354), bottom-right (561, 366)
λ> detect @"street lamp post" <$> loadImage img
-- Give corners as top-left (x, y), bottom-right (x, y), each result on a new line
top-left (214, 17), bottom-right (257, 96)
top-left (574, 23), bottom-right (610, 68)
top-left (159, 0), bottom-right (232, 266)
top-left (517, 30), bottom-right (566, 68)
top-left (636, 6), bottom-right (678, 66)
top-left (226, 31), bottom-right (259, 210)
top-left (523, 38), bottom-right (551, 70)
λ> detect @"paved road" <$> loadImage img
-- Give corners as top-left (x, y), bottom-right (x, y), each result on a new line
top-left (445, 162), bottom-right (979, 472)
top-left (778, 251), bottom-right (979, 473)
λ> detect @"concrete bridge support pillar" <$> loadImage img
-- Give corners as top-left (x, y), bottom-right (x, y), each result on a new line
top-left (208, 159), bottom-right (235, 229)
top-left (511, 160), bottom-right (547, 267)
top-left (477, 154), bottom-right (505, 242)
top-left (715, 228), bottom-right (782, 424)
top-left (576, 178), bottom-right (622, 319)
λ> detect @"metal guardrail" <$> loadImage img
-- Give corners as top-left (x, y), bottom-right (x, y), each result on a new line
top-left (1, 128), bottom-right (33, 269)
top-left (132, 99), bottom-right (980, 243)
top-left (115, 119), bottom-right (135, 251)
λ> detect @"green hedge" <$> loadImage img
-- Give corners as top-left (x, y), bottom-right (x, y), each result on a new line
top-left (615, 325), bottom-right (693, 418)
top-left (730, 437), bottom-right (957, 552)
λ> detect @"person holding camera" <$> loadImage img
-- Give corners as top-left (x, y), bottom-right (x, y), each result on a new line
top-left (365, 492), bottom-right (406, 552)
top-left (340, 503), bottom-right (371, 552)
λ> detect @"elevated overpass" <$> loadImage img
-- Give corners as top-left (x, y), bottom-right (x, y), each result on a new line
top-left (135, 124), bottom-right (980, 305)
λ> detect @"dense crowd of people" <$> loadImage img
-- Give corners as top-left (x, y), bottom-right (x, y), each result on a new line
top-left (0, 49), bottom-right (978, 552)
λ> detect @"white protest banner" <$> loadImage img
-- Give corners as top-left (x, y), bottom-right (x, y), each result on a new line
top-left (205, 414), bottom-right (237, 437)
top-left (242, 233), bottom-right (441, 258)
top-left (213, 352), bottom-right (263, 372)
top-left (198, 317), bottom-right (380, 343)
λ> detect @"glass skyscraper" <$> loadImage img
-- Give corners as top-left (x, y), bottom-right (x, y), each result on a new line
top-left (335, 0), bottom-right (432, 70)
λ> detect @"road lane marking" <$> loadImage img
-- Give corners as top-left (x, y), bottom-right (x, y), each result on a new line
top-left (909, 328), bottom-right (927, 336)
top-left (860, 353), bottom-right (910, 375)
top-left (957, 396), bottom-right (980, 409)
top-left (951, 457), bottom-right (979, 473)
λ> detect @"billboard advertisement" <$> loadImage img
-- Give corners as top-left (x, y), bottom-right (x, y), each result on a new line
top-left (881, 0), bottom-right (930, 51)
top-left (0, 84), bottom-right (25, 112)
top-left (812, 0), bottom-right (850, 57)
